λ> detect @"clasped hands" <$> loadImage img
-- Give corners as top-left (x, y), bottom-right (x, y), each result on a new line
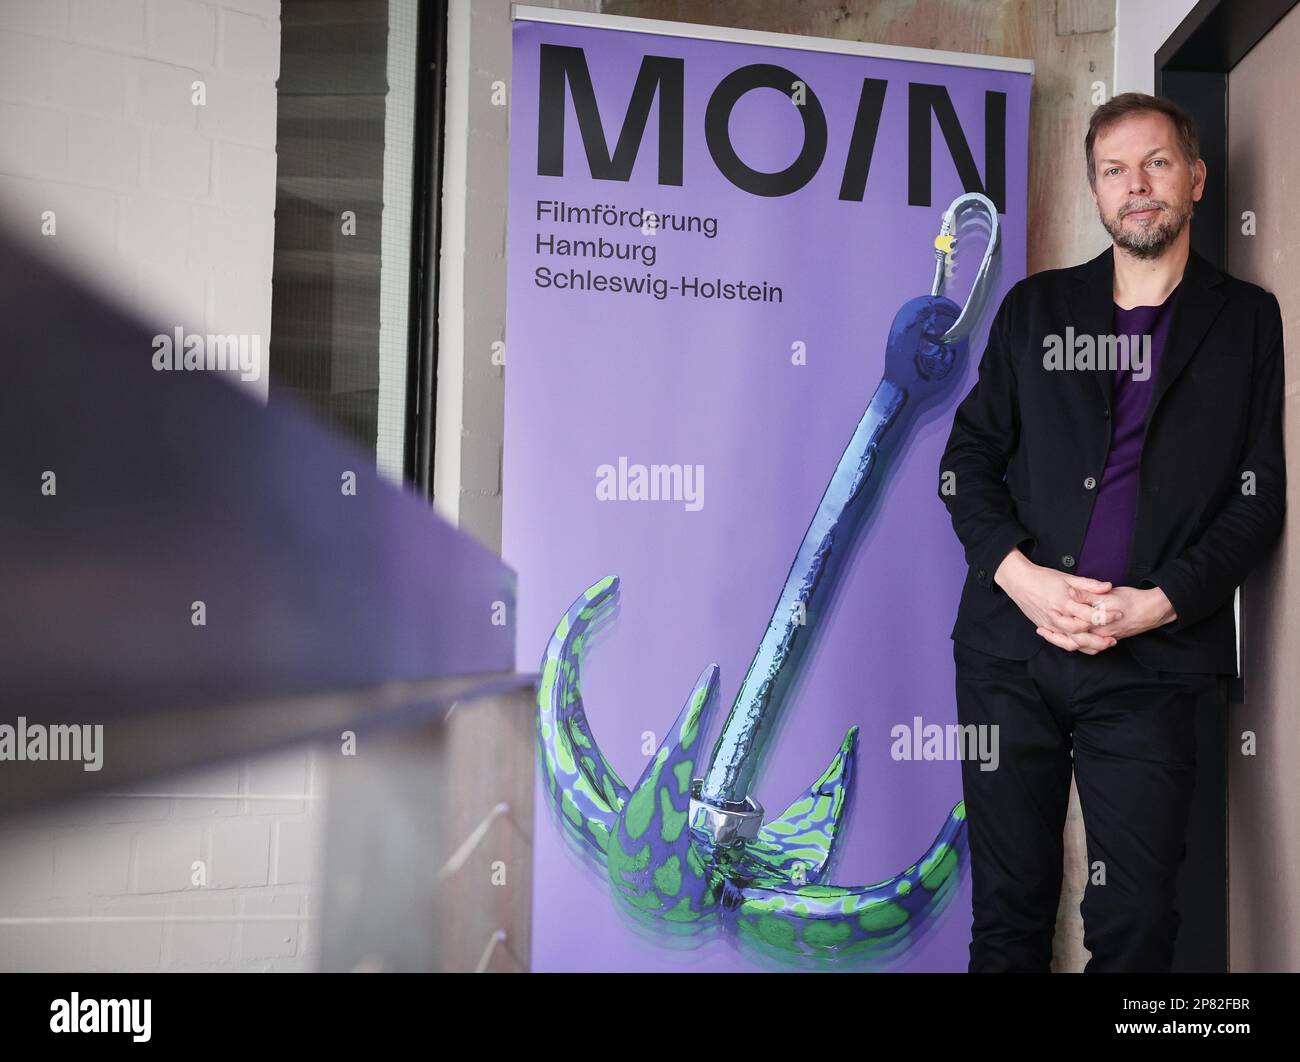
top-left (993, 548), bottom-right (1177, 655)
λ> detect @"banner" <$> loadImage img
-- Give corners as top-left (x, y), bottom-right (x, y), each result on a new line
top-left (504, 7), bottom-right (1031, 972)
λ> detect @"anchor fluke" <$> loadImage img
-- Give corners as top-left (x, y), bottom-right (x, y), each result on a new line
top-left (535, 575), bottom-right (631, 865)
top-left (728, 800), bottom-right (969, 964)
top-left (722, 725), bottom-right (859, 889)
top-left (605, 663), bottom-right (726, 935)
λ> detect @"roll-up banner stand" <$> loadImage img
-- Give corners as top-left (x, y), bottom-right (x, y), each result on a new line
top-left (504, 5), bottom-right (1032, 972)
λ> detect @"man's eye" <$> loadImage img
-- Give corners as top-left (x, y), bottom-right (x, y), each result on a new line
top-left (1150, 159), bottom-right (1167, 167)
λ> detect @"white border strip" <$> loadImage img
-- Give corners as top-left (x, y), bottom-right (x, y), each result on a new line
top-left (511, 4), bottom-right (1034, 75)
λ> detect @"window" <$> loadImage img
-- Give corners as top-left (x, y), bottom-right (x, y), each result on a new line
top-left (269, 0), bottom-right (445, 490)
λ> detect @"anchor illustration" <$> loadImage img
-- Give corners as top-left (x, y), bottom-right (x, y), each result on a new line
top-left (535, 193), bottom-right (1001, 965)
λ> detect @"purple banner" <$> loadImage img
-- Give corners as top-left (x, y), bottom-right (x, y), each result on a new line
top-left (505, 11), bottom-right (1030, 972)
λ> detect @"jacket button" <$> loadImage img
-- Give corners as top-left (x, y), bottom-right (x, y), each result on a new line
top-left (1062, 554), bottom-right (1075, 568)
top-left (1102, 408), bottom-right (1110, 418)
top-left (1084, 476), bottom-right (1097, 490)
top-left (977, 568), bottom-right (986, 580)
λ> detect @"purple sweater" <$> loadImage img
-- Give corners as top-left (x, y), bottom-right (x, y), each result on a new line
top-left (1074, 283), bottom-right (1182, 585)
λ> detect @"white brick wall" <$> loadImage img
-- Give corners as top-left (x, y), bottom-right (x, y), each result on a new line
top-left (0, 0), bottom-right (329, 973)
top-left (0, 748), bottom-right (326, 972)
top-left (434, 0), bottom-right (600, 549)
top-left (0, 0), bottom-right (280, 400)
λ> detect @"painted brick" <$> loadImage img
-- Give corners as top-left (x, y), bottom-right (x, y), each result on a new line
top-left (50, 40), bottom-right (129, 115)
top-left (71, 0), bottom-right (146, 52)
top-left (148, 0), bottom-right (217, 67)
top-left (209, 819), bottom-right (270, 888)
top-left (131, 826), bottom-right (203, 894)
top-left (221, 7), bottom-right (279, 78)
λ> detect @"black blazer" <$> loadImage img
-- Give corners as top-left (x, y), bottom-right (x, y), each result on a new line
top-left (938, 244), bottom-right (1286, 675)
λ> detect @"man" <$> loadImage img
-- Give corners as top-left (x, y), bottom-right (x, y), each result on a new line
top-left (938, 92), bottom-right (1287, 973)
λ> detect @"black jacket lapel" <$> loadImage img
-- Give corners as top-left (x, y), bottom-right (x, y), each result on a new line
top-left (1065, 242), bottom-right (1227, 422)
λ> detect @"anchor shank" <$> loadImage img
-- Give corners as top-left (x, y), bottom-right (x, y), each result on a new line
top-left (700, 378), bottom-right (907, 806)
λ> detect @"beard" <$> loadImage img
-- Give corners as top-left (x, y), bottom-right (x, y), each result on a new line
top-left (1100, 196), bottom-right (1193, 259)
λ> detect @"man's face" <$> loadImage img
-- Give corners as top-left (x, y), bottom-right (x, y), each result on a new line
top-left (1090, 111), bottom-right (1204, 259)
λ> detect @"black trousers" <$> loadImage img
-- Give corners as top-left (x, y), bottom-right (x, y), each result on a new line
top-left (953, 637), bottom-right (1221, 973)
